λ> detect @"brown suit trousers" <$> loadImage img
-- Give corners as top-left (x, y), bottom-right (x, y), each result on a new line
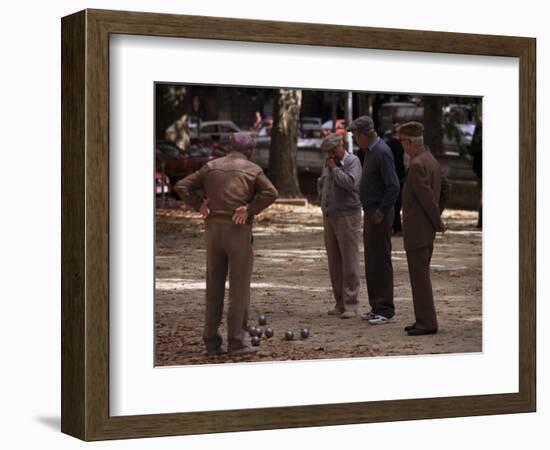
top-left (406, 245), bottom-right (437, 330)
top-left (204, 222), bottom-right (253, 352)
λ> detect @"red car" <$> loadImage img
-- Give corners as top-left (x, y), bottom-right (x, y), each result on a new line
top-left (155, 172), bottom-right (171, 195)
top-left (155, 139), bottom-right (221, 184)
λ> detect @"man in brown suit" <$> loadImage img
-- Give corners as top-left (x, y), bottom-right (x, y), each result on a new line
top-left (174, 132), bottom-right (278, 355)
top-left (399, 122), bottom-right (451, 336)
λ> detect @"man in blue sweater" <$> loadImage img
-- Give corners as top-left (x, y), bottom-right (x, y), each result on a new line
top-left (349, 116), bottom-right (400, 324)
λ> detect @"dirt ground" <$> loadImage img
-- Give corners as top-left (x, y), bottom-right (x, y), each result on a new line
top-left (155, 198), bottom-right (482, 366)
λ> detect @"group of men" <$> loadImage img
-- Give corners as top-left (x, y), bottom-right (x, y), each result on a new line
top-left (175, 117), bottom-right (450, 356)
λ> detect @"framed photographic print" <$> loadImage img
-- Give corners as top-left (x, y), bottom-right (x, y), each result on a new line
top-left (61, 9), bottom-right (536, 441)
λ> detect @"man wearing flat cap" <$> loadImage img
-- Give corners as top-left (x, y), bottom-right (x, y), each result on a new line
top-left (318, 134), bottom-right (363, 318)
top-left (349, 115), bottom-right (400, 325)
top-left (175, 132), bottom-right (278, 355)
top-left (398, 121), bottom-right (451, 336)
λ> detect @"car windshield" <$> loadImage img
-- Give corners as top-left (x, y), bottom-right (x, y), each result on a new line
top-left (187, 144), bottom-right (212, 157)
top-left (220, 124), bottom-right (239, 132)
top-left (157, 143), bottom-right (182, 159)
top-left (258, 126), bottom-right (271, 137)
top-left (201, 125), bottom-right (218, 133)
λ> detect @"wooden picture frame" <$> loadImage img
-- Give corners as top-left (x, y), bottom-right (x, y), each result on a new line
top-left (61, 9), bottom-right (536, 441)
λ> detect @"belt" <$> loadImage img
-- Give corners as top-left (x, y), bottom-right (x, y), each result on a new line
top-left (206, 210), bottom-right (253, 225)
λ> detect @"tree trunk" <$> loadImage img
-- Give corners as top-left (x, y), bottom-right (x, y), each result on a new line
top-left (268, 89), bottom-right (303, 197)
top-left (423, 96), bottom-right (445, 155)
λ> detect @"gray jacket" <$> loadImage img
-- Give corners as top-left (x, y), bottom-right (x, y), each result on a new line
top-left (317, 152), bottom-right (362, 216)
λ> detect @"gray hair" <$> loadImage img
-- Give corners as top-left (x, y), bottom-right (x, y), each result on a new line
top-left (409, 135), bottom-right (424, 146)
top-left (320, 134), bottom-right (343, 153)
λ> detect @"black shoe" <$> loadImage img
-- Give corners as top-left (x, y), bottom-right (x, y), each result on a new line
top-left (404, 323), bottom-right (416, 332)
top-left (407, 328), bottom-right (437, 336)
top-left (206, 348), bottom-right (225, 356)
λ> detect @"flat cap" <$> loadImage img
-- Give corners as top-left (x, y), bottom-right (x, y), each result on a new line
top-left (398, 121), bottom-right (424, 137)
top-left (229, 132), bottom-right (256, 151)
top-left (348, 115), bottom-right (375, 133)
top-left (320, 134), bottom-right (343, 152)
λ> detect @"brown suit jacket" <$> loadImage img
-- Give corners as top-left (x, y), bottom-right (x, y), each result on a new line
top-left (174, 151), bottom-right (278, 223)
top-left (402, 148), bottom-right (451, 251)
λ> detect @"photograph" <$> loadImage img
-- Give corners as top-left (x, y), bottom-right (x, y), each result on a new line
top-left (56, 6), bottom-right (536, 442)
top-left (154, 83), bottom-right (483, 366)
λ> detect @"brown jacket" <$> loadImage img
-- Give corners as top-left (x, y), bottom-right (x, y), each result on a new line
top-left (174, 151), bottom-right (278, 223)
top-left (402, 148), bottom-right (451, 251)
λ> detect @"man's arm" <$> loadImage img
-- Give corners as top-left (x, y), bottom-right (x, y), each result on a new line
top-left (409, 163), bottom-right (444, 231)
top-left (173, 167), bottom-right (206, 211)
top-left (378, 151), bottom-right (400, 214)
top-left (247, 172), bottom-right (278, 216)
top-left (330, 156), bottom-right (362, 192)
top-left (439, 167), bottom-right (452, 214)
top-left (317, 167), bottom-right (329, 198)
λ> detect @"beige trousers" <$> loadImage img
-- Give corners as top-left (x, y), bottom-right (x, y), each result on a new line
top-left (323, 211), bottom-right (362, 312)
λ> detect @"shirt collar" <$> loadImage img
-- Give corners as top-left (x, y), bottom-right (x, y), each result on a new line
top-left (367, 136), bottom-right (381, 152)
top-left (227, 151), bottom-right (248, 160)
top-left (411, 146), bottom-right (427, 160)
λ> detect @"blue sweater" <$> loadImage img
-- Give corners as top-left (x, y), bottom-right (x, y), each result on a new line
top-left (359, 138), bottom-right (400, 213)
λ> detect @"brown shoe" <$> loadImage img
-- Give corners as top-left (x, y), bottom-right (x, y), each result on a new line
top-left (327, 307), bottom-right (345, 316)
top-left (407, 328), bottom-right (437, 336)
top-left (228, 346), bottom-right (258, 355)
top-left (205, 348), bottom-right (225, 356)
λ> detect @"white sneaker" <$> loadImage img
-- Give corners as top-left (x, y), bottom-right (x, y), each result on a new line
top-left (340, 311), bottom-right (357, 319)
top-left (360, 311), bottom-right (376, 320)
top-left (367, 314), bottom-right (393, 325)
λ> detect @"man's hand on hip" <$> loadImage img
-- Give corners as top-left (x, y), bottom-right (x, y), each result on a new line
top-left (232, 206), bottom-right (249, 225)
top-left (199, 199), bottom-right (210, 218)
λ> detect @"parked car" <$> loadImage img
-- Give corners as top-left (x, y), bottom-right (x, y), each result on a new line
top-left (257, 125), bottom-right (272, 137)
top-left (300, 116), bottom-right (323, 138)
top-left (155, 172), bottom-right (171, 195)
top-left (191, 120), bottom-right (241, 142)
top-left (155, 139), bottom-right (218, 183)
top-left (251, 136), bottom-right (326, 175)
top-left (443, 104), bottom-right (474, 124)
top-left (377, 102), bottom-right (424, 135)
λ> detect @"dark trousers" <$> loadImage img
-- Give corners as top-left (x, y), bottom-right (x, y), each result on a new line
top-left (203, 222), bottom-right (253, 352)
top-left (406, 244), bottom-right (438, 331)
top-left (363, 207), bottom-right (395, 318)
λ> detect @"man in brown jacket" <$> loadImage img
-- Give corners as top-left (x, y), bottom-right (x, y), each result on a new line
top-left (174, 132), bottom-right (278, 355)
top-left (399, 122), bottom-right (451, 336)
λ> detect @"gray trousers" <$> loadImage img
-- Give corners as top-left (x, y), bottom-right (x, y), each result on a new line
top-left (363, 207), bottom-right (395, 318)
top-left (203, 221), bottom-right (253, 352)
top-left (406, 244), bottom-right (438, 331)
top-left (323, 211), bottom-right (362, 312)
